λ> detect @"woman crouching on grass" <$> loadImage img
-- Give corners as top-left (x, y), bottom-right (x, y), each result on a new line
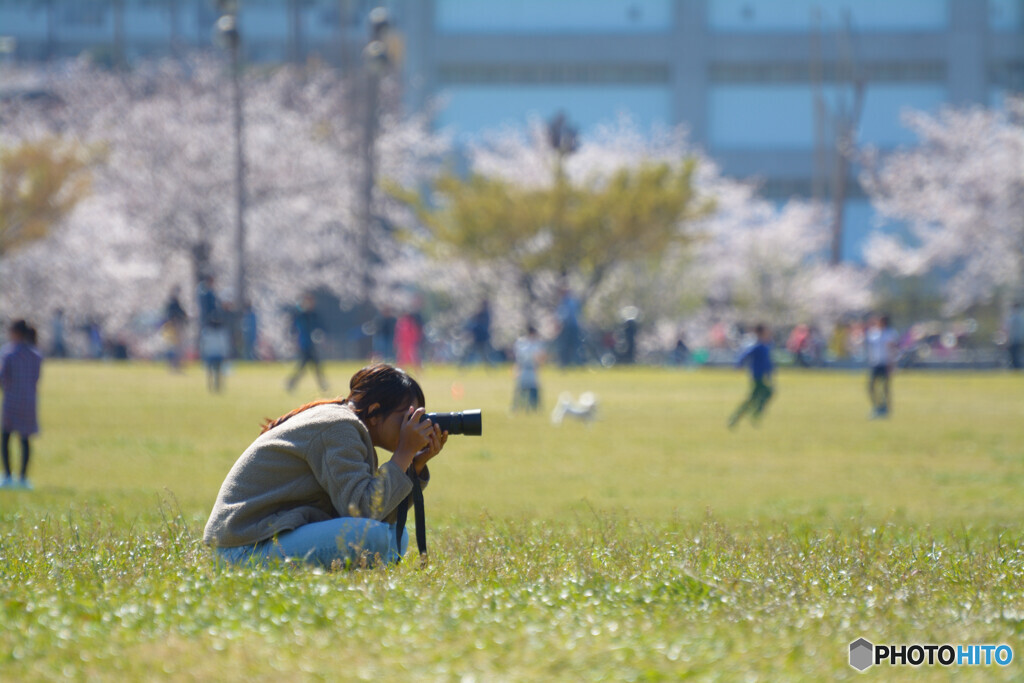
top-left (203, 364), bottom-right (446, 568)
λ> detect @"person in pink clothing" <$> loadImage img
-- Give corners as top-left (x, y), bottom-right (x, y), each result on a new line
top-left (394, 311), bottom-right (423, 370)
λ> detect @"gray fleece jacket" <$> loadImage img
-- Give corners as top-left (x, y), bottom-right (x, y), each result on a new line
top-left (203, 402), bottom-right (423, 548)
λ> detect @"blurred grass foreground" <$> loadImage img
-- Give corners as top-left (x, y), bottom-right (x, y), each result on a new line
top-left (0, 361), bottom-right (1022, 680)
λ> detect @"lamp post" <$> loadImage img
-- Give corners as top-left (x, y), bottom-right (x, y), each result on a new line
top-left (359, 7), bottom-right (390, 302)
top-left (547, 110), bottom-right (579, 160)
top-left (811, 9), bottom-right (864, 266)
top-left (547, 110), bottom-right (578, 271)
top-left (215, 1), bottom-right (247, 326)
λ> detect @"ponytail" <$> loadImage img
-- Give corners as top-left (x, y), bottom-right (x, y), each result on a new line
top-left (261, 398), bottom-right (348, 434)
top-left (260, 364), bottom-right (424, 434)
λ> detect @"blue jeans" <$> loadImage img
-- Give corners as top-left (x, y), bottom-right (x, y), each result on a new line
top-left (216, 518), bottom-right (408, 569)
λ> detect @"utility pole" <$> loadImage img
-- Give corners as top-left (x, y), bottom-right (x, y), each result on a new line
top-left (811, 7), bottom-right (826, 207)
top-left (288, 0), bottom-right (302, 63)
top-left (359, 7), bottom-right (390, 302)
top-left (216, 1), bottom-right (247, 321)
top-left (45, 0), bottom-right (56, 61)
top-left (168, 0), bottom-right (180, 58)
top-left (811, 9), bottom-right (864, 265)
top-left (339, 0), bottom-right (354, 74)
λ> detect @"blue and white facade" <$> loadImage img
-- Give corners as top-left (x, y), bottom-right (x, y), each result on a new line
top-left (402, 0), bottom-right (1024, 262)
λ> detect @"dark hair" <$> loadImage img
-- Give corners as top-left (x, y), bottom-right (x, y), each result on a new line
top-left (753, 323), bottom-right (767, 336)
top-left (261, 363), bottom-right (424, 434)
top-left (9, 319), bottom-right (30, 341)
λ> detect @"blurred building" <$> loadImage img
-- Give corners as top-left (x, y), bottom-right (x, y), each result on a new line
top-left (2, 0), bottom-right (1023, 262)
top-left (0, 0), bottom-right (394, 67)
top-left (402, 0), bottom-right (1024, 263)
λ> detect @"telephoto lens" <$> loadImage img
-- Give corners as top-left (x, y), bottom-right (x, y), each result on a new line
top-left (423, 409), bottom-right (482, 436)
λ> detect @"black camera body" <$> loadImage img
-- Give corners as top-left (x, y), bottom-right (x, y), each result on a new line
top-left (400, 409), bottom-right (482, 558)
top-left (423, 409), bottom-right (482, 436)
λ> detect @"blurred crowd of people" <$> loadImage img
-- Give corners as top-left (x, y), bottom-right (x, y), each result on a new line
top-left (5, 284), bottom-right (1024, 380)
top-left (700, 309), bottom-right (1023, 371)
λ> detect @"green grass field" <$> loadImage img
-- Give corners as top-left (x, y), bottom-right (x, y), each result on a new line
top-left (1, 361), bottom-right (1022, 680)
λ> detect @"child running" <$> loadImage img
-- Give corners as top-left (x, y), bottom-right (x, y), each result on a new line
top-left (728, 323), bottom-right (774, 429)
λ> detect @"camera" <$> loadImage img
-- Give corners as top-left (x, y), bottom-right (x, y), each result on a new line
top-left (422, 409), bottom-right (482, 436)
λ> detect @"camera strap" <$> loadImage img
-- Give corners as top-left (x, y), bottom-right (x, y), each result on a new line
top-left (395, 467), bottom-right (427, 560)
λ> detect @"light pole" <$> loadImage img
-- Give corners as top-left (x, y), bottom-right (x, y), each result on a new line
top-left (547, 110), bottom-right (578, 264)
top-left (359, 7), bottom-right (390, 302)
top-left (811, 9), bottom-right (864, 266)
top-left (547, 110), bottom-right (579, 177)
top-left (215, 1), bottom-right (247, 328)
top-left (547, 111), bottom-right (580, 366)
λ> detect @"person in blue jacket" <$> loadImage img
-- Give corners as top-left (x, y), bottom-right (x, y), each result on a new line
top-left (286, 293), bottom-right (329, 393)
top-left (728, 323), bottom-right (774, 429)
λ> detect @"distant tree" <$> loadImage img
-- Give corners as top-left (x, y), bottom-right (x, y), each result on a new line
top-left (390, 118), bottom-right (872, 350)
top-left (0, 138), bottom-right (91, 259)
top-left (693, 180), bottom-right (873, 328)
top-left (389, 119), bottom-right (713, 322)
top-left (861, 98), bottom-right (1024, 313)
top-left (0, 58), bottom-right (446, 352)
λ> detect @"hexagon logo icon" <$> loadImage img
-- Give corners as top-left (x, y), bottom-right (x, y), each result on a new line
top-left (849, 638), bottom-right (874, 672)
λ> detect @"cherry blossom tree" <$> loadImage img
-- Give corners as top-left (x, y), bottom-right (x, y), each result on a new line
top-left (1, 57), bottom-right (880, 360)
top-left (393, 116), bottom-right (872, 352)
top-left (861, 98), bottom-right (1024, 313)
top-left (388, 117), bottom-right (717, 347)
top-left (691, 179), bottom-right (873, 330)
top-left (0, 56), bottom-right (447, 354)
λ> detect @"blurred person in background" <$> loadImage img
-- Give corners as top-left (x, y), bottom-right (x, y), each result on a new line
top-left (163, 286), bottom-right (188, 372)
top-left (709, 320), bottom-right (730, 350)
top-left (1006, 301), bottom-right (1024, 370)
top-left (512, 324), bottom-right (546, 412)
top-left (197, 274), bottom-right (220, 328)
top-left (286, 293), bottom-right (329, 393)
top-left (556, 288), bottom-right (582, 367)
top-left (828, 321), bottom-right (849, 361)
top-left (787, 324), bottom-right (810, 367)
top-left (369, 306), bottom-right (396, 363)
top-left (241, 300), bottom-right (259, 361)
top-left (200, 312), bottom-right (230, 393)
top-left (728, 323), bottom-right (774, 429)
top-left (82, 317), bottom-right (104, 359)
top-left (615, 309), bottom-right (639, 365)
top-left (395, 307), bottom-right (423, 372)
top-left (1, 320), bottom-right (43, 490)
top-left (461, 299), bottom-right (493, 366)
top-left (806, 326), bottom-right (825, 366)
top-left (50, 309), bottom-right (68, 359)
top-left (204, 364), bottom-right (446, 568)
top-left (196, 274), bottom-right (222, 363)
top-left (866, 314), bottom-right (900, 418)
top-left (849, 318), bottom-right (868, 363)
top-left (671, 333), bottom-right (690, 366)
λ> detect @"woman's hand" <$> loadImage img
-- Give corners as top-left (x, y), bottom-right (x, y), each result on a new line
top-left (392, 407), bottom-right (436, 472)
top-left (413, 422), bottom-right (447, 475)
